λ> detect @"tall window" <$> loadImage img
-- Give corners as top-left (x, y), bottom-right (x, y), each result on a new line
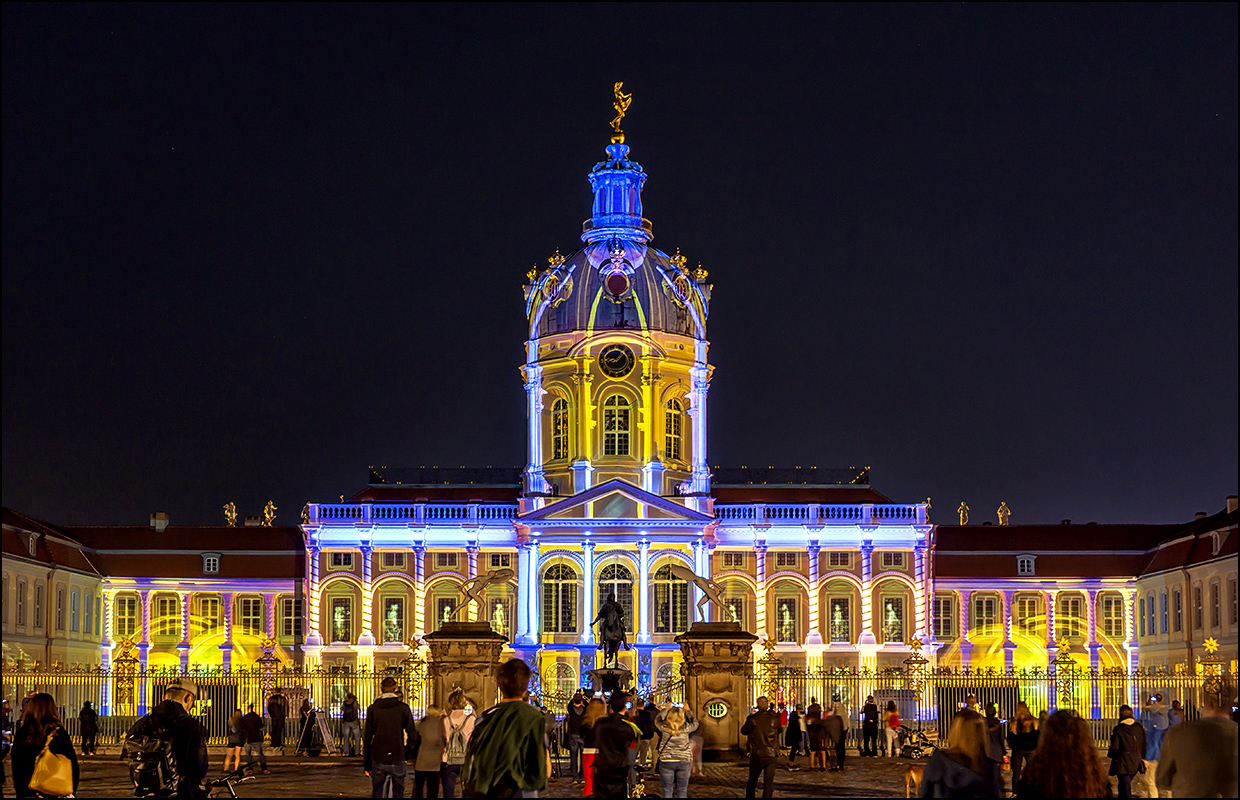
top-left (70, 591), bottom-right (80, 633)
top-left (1194, 586), bottom-right (1203, 629)
top-left (1229, 579), bottom-right (1237, 626)
top-left (1159, 592), bottom-right (1168, 634)
top-left (240, 597), bottom-right (263, 636)
top-left (84, 593), bottom-right (93, 637)
top-left (1139, 597), bottom-right (1146, 637)
top-left (197, 596), bottom-right (219, 634)
top-left (725, 597), bottom-right (746, 628)
top-left (435, 597), bottom-right (455, 629)
top-left (933, 596), bottom-right (953, 638)
top-left (1058, 596), bottom-right (1083, 639)
top-left (1211, 582), bottom-right (1221, 628)
top-left (542, 564), bottom-right (578, 634)
top-left (829, 598), bottom-right (851, 642)
top-left (95, 594), bottom-right (102, 636)
top-left (155, 595), bottom-right (178, 637)
top-left (882, 597), bottom-right (904, 642)
top-left (331, 597), bottom-right (352, 642)
top-left (1017, 596), bottom-right (1038, 634)
top-left (664, 399), bottom-right (682, 461)
top-left (55, 587), bottom-right (65, 631)
top-left (34, 584), bottom-right (44, 629)
top-left (1147, 595), bottom-right (1156, 637)
top-left (382, 597), bottom-right (405, 642)
top-left (1173, 590), bottom-right (1183, 632)
top-left (653, 565), bottom-right (689, 634)
top-left (775, 597), bottom-right (799, 643)
top-left (974, 596), bottom-right (998, 637)
top-left (603, 395), bottom-right (630, 456)
top-left (598, 562), bottom-right (634, 628)
top-left (1102, 595), bottom-right (1124, 638)
top-left (486, 585), bottom-right (514, 637)
top-left (552, 398), bottom-right (570, 460)
top-left (16, 580), bottom-right (26, 626)
top-left (722, 582), bottom-right (747, 629)
top-left (115, 595), bottom-right (138, 638)
top-left (281, 598), bottom-right (302, 637)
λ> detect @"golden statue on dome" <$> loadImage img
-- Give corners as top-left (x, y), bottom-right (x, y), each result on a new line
top-left (611, 82), bottom-right (632, 143)
top-left (262, 500), bottom-right (277, 526)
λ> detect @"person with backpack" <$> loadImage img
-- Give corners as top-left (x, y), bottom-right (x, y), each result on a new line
top-left (440, 690), bottom-right (474, 799)
top-left (363, 676), bottom-right (417, 799)
top-left (123, 679), bottom-right (208, 798)
top-left (341, 693), bottom-right (362, 758)
top-left (414, 706), bottom-right (444, 799)
top-left (239, 705), bottom-right (268, 775)
top-left (78, 701), bottom-right (98, 756)
top-left (11, 692), bottom-right (79, 798)
top-left (459, 659), bottom-right (549, 798)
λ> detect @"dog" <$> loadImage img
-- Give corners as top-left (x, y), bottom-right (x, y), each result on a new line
top-left (904, 765), bottom-right (923, 798)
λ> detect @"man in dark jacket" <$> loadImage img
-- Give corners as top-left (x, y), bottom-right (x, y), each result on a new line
top-left (1108, 705), bottom-right (1146, 799)
top-left (824, 707), bottom-right (846, 772)
top-left (741, 696), bottom-right (780, 799)
top-left (341, 693), bottom-right (362, 757)
top-left (240, 704), bottom-right (268, 774)
top-left (565, 691), bottom-right (587, 783)
top-left (266, 689), bottom-right (287, 749)
top-left (363, 676), bottom-right (416, 799)
top-left (79, 700), bottom-right (98, 755)
top-left (636, 701), bottom-right (656, 773)
top-left (861, 696), bottom-right (879, 757)
top-left (983, 703), bottom-right (1006, 796)
top-left (591, 694), bottom-right (637, 799)
top-left (125, 679), bottom-right (209, 798)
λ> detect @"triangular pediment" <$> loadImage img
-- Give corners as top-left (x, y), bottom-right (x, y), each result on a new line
top-left (521, 479), bottom-right (711, 522)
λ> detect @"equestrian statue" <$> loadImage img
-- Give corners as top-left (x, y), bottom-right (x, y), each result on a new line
top-left (592, 592), bottom-right (630, 667)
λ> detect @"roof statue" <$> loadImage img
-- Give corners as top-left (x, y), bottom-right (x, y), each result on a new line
top-left (262, 500), bottom-right (277, 527)
top-left (223, 502), bottom-right (237, 527)
top-left (958, 502), bottom-right (969, 526)
top-left (447, 568), bottom-right (515, 622)
top-left (997, 501), bottom-right (1012, 526)
top-left (300, 503), bottom-right (310, 525)
top-left (666, 563), bottom-right (728, 622)
top-left (925, 497), bottom-right (932, 522)
top-left (610, 81), bottom-right (632, 143)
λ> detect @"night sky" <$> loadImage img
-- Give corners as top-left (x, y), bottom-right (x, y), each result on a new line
top-left (3, 4), bottom-right (1236, 527)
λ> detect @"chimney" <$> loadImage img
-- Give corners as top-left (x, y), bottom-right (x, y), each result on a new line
top-left (1061, 519), bottom-right (1071, 525)
top-left (244, 515), bottom-right (262, 527)
top-left (149, 512), bottom-right (169, 533)
top-left (1195, 511), bottom-right (1208, 520)
top-left (1227, 496), bottom-right (1238, 513)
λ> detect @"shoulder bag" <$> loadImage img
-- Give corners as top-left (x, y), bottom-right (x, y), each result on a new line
top-left (29, 726), bottom-right (75, 797)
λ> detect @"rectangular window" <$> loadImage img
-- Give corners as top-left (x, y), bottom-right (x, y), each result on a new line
top-left (196, 596), bottom-right (219, 634)
top-left (35, 584), bottom-right (44, 629)
top-left (1058, 596), bottom-right (1083, 639)
top-left (775, 597), bottom-right (798, 642)
top-left (1017, 596), bottom-right (1038, 634)
top-left (933, 596), bottom-right (953, 639)
top-left (725, 597), bottom-right (745, 629)
top-left (829, 597), bottom-right (850, 642)
top-left (331, 597), bottom-right (352, 642)
top-left (603, 402), bottom-right (630, 456)
top-left (654, 579), bottom-right (689, 635)
top-left (156, 595), bottom-right (178, 637)
top-left (382, 597), bottom-right (405, 642)
top-left (1017, 557), bottom-right (1035, 575)
top-left (70, 591), bottom-right (80, 633)
top-left (542, 579), bottom-right (578, 634)
top-left (203, 555), bottom-right (219, 574)
top-left (552, 400), bottom-right (570, 460)
top-left (974, 596), bottom-right (997, 637)
top-left (330, 552), bottom-right (354, 569)
top-left (16, 580), bottom-right (26, 626)
top-left (1, 574), bottom-right (7, 628)
top-left (881, 552), bottom-right (905, 568)
top-left (1160, 592), bottom-right (1168, 634)
top-left (96, 594), bottom-right (102, 636)
top-left (1139, 597), bottom-right (1146, 637)
top-left (1148, 595), bottom-right (1156, 637)
top-left (435, 597), bottom-right (456, 631)
top-left (56, 587), bottom-right (65, 631)
top-left (882, 597), bottom-right (904, 642)
top-left (84, 593), bottom-right (93, 637)
top-left (1102, 596), bottom-right (1124, 638)
top-left (382, 552), bottom-right (406, 569)
top-left (115, 595), bottom-right (138, 638)
top-left (664, 403), bottom-right (682, 461)
top-left (1193, 587), bottom-right (1203, 630)
top-left (490, 553), bottom-right (511, 568)
top-left (1174, 590), bottom-right (1183, 632)
top-left (281, 598), bottom-right (303, 637)
top-left (774, 552), bottom-right (797, 568)
top-left (1211, 583), bottom-right (1221, 628)
top-left (240, 597), bottom-right (264, 636)
top-left (1229, 579), bottom-right (1237, 626)
top-left (435, 553), bottom-right (459, 569)
top-left (723, 553), bottom-right (745, 569)
top-left (828, 552), bottom-right (850, 568)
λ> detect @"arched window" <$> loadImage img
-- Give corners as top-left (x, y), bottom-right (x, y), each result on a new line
top-left (653, 564), bottom-right (689, 634)
top-left (603, 395), bottom-right (630, 456)
top-left (544, 662), bottom-right (577, 697)
top-left (542, 564), bottom-right (578, 634)
top-left (598, 562), bottom-right (634, 627)
top-left (552, 398), bottom-right (570, 460)
top-left (664, 399), bottom-right (683, 461)
top-left (655, 663), bottom-right (675, 685)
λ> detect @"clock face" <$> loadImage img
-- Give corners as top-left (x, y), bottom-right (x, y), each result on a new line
top-left (598, 344), bottom-right (636, 379)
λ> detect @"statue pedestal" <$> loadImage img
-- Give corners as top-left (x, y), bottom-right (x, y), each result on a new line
top-left (424, 622), bottom-right (507, 712)
top-left (675, 622), bottom-right (758, 761)
top-left (585, 666), bottom-right (633, 695)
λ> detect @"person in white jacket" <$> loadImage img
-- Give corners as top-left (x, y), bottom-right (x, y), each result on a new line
top-left (653, 704), bottom-right (699, 798)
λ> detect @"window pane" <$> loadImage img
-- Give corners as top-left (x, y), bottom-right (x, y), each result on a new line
top-left (382, 597), bottom-right (404, 642)
top-left (776, 597), bottom-right (798, 642)
top-left (883, 597), bottom-right (904, 642)
top-left (829, 598), bottom-right (850, 642)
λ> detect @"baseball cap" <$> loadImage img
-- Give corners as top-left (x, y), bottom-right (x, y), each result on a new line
top-left (166, 679), bottom-right (200, 699)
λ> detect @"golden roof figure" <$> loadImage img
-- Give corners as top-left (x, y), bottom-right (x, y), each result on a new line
top-left (223, 502), bottom-right (237, 527)
top-left (262, 500), bottom-right (277, 527)
top-left (997, 501), bottom-right (1012, 526)
top-left (610, 82), bottom-right (632, 143)
top-left (958, 502), bottom-right (969, 526)
top-left (300, 503), bottom-right (309, 525)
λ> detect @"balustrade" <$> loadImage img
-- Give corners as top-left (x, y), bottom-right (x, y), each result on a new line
top-left (714, 504), bottom-right (920, 525)
top-left (309, 503), bottom-right (519, 525)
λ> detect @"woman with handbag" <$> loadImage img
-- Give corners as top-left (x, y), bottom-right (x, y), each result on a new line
top-left (11, 693), bottom-right (78, 798)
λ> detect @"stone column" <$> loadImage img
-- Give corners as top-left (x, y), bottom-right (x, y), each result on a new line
top-left (676, 623), bottom-right (758, 760)
top-left (305, 546), bottom-right (323, 647)
top-left (691, 540), bottom-right (706, 621)
top-left (358, 546), bottom-right (375, 646)
top-left (637, 538), bottom-right (651, 645)
top-left (425, 622), bottom-right (508, 713)
top-left (914, 545), bottom-right (932, 644)
top-left (264, 592), bottom-right (277, 639)
top-left (1044, 590), bottom-right (1058, 666)
top-left (100, 590), bottom-right (114, 714)
top-left (178, 592), bottom-right (192, 671)
top-left (138, 590), bottom-right (151, 671)
top-left (580, 540), bottom-right (596, 645)
top-left (1002, 590), bottom-right (1016, 670)
top-left (755, 544), bottom-right (768, 641)
top-left (466, 546), bottom-right (479, 622)
top-left (805, 544), bottom-right (823, 646)
top-left (957, 590), bottom-right (973, 669)
top-left (413, 546), bottom-right (426, 639)
top-left (221, 592), bottom-right (234, 671)
top-left (515, 543), bottom-right (533, 646)
top-left (1087, 589), bottom-right (1101, 718)
top-left (858, 543), bottom-right (876, 645)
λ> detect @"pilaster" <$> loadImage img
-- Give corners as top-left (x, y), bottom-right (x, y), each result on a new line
top-left (858, 542), bottom-right (876, 646)
top-left (580, 539), bottom-right (596, 645)
top-left (957, 589), bottom-right (973, 669)
top-left (637, 538), bottom-right (652, 644)
top-left (805, 544), bottom-right (823, 646)
top-left (358, 546), bottom-right (375, 646)
top-left (305, 545), bottom-right (323, 647)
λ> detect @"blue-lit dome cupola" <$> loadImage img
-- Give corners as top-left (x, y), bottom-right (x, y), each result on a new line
top-left (521, 85), bottom-right (714, 506)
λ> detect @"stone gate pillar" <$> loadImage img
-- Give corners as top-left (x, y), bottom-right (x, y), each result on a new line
top-left (424, 621), bottom-right (507, 711)
top-left (676, 622), bottom-right (758, 761)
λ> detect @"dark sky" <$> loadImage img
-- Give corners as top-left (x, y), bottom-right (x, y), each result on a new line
top-left (3, 4), bottom-right (1236, 527)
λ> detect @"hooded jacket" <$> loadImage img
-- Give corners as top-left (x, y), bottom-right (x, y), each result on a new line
top-left (363, 694), bottom-right (416, 771)
top-left (1108, 718), bottom-right (1146, 776)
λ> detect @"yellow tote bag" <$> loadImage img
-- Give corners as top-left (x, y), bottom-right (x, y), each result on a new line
top-left (29, 727), bottom-right (75, 797)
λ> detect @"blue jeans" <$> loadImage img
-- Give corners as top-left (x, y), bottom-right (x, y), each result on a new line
top-left (372, 761), bottom-right (407, 798)
top-left (343, 720), bottom-right (362, 756)
top-left (568, 734), bottom-right (584, 779)
top-left (1146, 726), bottom-right (1165, 761)
top-left (658, 761), bottom-right (691, 798)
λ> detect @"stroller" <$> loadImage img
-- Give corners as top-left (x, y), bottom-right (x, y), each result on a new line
top-left (898, 725), bottom-right (934, 759)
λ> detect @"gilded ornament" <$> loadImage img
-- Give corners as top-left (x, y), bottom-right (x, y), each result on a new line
top-left (997, 501), bottom-right (1012, 526)
top-left (1203, 636), bottom-right (1220, 654)
top-left (262, 500), bottom-right (277, 526)
top-left (223, 502), bottom-right (237, 527)
top-left (610, 82), bottom-right (632, 143)
top-left (958, 502), bottom-right (969, 526)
